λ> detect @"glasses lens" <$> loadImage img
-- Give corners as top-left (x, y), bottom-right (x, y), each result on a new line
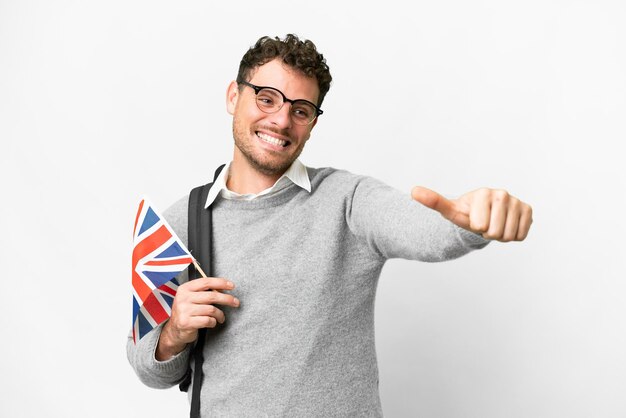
top-left (291, 101), bottom-right (317, 125)
top-left (256, 88), bottom-right (283, 113)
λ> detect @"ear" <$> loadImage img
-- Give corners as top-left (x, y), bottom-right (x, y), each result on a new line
top-left (226, 81), bottom-right (239, 115)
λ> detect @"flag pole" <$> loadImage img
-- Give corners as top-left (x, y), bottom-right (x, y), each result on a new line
top-left (192, 259), bottom-right (209, 278)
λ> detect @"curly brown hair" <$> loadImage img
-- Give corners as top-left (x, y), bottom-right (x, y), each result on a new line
top-left (236, 34), bottom-right (332, 107)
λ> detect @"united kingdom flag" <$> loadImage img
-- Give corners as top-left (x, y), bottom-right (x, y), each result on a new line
top-left (132, 198), bottom-right (193, 343)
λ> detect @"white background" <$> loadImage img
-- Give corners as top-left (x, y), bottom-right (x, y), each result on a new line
top-left (1, 1), bottom-right (625, 417)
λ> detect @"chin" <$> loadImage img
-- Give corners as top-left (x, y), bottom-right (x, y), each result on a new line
top-left (249, 157), bottom-right (293, 176)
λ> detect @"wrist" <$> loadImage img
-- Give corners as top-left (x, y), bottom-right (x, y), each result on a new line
top-left (155, 321), bottom-right (188, 361)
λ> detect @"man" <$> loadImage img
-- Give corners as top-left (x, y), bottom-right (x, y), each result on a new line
top-left (127, 34), bottom-right (532, 416)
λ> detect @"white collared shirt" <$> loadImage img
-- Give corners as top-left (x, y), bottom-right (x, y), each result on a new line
top-left (205, 159), bottom-right (312, 208)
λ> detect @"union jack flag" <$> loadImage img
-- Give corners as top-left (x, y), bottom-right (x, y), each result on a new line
top-left (132, 198), bottom-right (193, 343)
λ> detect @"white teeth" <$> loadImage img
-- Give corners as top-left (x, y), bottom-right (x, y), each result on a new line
top-left (257, 132), bottom-right (287, 147)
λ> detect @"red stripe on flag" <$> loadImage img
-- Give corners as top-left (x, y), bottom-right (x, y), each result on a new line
top-left (159, 284), bottom-right (177, 297)
top-left (143, 293), bottom-right (170, 325)
top-left (132, 225), bottom-right (172, 302)
top-left (145, 257), bottom-right (193, 266)
top-left (132, 270), bottom-right (153, 304)
top-left (133, 199), bottom-right (144, 237)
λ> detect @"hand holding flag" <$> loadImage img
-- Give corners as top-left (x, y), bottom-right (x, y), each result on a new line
top-left (131, 198), bottom-right (199, 343)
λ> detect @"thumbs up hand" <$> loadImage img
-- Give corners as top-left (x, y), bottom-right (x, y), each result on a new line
top-left (411, 186), bottom-right (533, 242)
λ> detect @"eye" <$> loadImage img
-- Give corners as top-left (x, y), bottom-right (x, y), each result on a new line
top-left (257, 95), bottom-right (274, 105)
top-left (257, 89), bottom-right (281, 109)
top-left (292, 103), bottom-right (314, 120)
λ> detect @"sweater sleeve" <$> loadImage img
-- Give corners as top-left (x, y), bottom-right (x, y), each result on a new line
top-left (126, 322), bottom-right (192, 389)
top-left (346, 175), bottom-right (489, 261)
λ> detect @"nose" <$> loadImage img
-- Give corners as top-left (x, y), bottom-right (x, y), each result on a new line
top-left (268, 102), bottom-right (292, 129)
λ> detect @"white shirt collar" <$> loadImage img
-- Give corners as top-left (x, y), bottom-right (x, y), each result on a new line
top-left (205, 159), bottom-right (311, 208)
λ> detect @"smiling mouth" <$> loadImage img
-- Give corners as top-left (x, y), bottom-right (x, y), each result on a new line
top-left (256, 131), bottom-right (290, 148)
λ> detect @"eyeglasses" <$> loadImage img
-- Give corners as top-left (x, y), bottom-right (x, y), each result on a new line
top-left (238, 80), bottom-right (323, 126)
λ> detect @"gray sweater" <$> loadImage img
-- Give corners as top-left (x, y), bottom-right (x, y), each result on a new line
top-left (127, 167), bottom-right (488, 417)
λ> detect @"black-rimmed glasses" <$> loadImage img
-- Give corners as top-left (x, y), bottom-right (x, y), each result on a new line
top-left (238, 80), bottom-right (323, 126)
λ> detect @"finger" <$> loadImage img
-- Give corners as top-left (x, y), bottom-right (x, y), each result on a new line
top-left (186, 316), bottom-right (218, 329)
top-left (485, 190), bottom-right (510, 239)
top-left (501, 200), bottom-right (521, 242)
top-left (469, 189), bottom-right (491, 233)
top-left (190, 304), bottom-right (226, 324)
top-left (184, 277), bottom-right (235, 292)
top-left (191, 290), bottom-right (240, 308)
top-left (411, 186), bottom-right (455, 218)
top-left (171, 305), bottom-right (225, 330)
top-left (516, 204), bottom-right (533, 241)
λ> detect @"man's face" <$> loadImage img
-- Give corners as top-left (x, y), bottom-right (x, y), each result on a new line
top-left (227, 59), bottom-right (320, 177)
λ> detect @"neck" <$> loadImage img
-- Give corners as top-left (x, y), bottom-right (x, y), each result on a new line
top-left (226, 157), bottom-right (284, 195)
